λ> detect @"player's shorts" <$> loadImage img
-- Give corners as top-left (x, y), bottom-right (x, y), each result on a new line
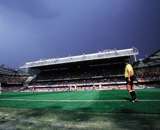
top-left (125, 76), bottom-right (134, 85)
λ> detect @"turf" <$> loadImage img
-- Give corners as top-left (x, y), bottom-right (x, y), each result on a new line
top-left (0, 89), bottom-right (160, 114)
top-left (0, 88), bottom-right (160, 130)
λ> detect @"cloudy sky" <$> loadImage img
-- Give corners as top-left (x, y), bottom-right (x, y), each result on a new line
top-left (0, 0), bottom-right (160, 68)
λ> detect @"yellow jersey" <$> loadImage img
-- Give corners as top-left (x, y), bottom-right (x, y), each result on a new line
top-left (124, 64), bottom-right (134, 78)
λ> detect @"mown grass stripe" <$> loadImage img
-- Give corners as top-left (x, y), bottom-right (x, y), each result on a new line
top-left (0, 99), bottom-right (160, 102)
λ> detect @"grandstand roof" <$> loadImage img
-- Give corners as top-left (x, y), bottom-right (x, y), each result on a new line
top-left (0, 65), bottom-right (28, 76)
top-left (0, 66), bottom-right (17, 75)
top-left (20, 48), bottom-right (138, 68)
top-left (134, 49), bottom-right (160, 68)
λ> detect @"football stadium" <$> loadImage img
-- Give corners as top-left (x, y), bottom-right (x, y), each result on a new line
top-left (0, 48), bottom-right (160, 130)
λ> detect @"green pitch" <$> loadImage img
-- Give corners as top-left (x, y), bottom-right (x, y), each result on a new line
top-left (0, 88), bottom-right (160, 114)
top-left (0, 88), bottom-right (160, 130)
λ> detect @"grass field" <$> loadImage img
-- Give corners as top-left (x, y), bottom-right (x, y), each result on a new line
top-left (0, 88), bottom-right (160, 130)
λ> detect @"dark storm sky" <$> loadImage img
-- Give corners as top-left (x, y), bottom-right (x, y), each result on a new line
top-left (0, 0), bottom-right (160, 68)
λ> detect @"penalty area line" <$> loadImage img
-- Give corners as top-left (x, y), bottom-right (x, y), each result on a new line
top-left (0, 99), bottom-right (160, 102)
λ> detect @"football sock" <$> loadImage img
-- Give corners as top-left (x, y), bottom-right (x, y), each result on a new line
top-left (129, 91), bottom-right (134, 100)
top-left (132, 91), bottom-right (137, 100)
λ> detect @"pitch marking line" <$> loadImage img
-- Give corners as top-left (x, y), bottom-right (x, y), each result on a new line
top-left (0, 99), bottom-right (160, 102)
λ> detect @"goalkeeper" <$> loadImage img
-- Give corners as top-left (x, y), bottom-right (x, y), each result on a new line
top-left (124, 62), bottom-right (138, 102)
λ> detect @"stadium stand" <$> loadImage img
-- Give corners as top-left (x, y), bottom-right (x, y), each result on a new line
top-left (20, 48), bottom-right (139, 92)
top-left (134, 49), bottom-right (160, 86)
top-left (1, 48), bottom-right (159, 92)
top-left (0, 65), bottom-right (28, 92)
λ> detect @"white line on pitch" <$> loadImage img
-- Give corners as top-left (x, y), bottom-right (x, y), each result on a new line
top-left (0, 99), bottom-right (160, 102)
